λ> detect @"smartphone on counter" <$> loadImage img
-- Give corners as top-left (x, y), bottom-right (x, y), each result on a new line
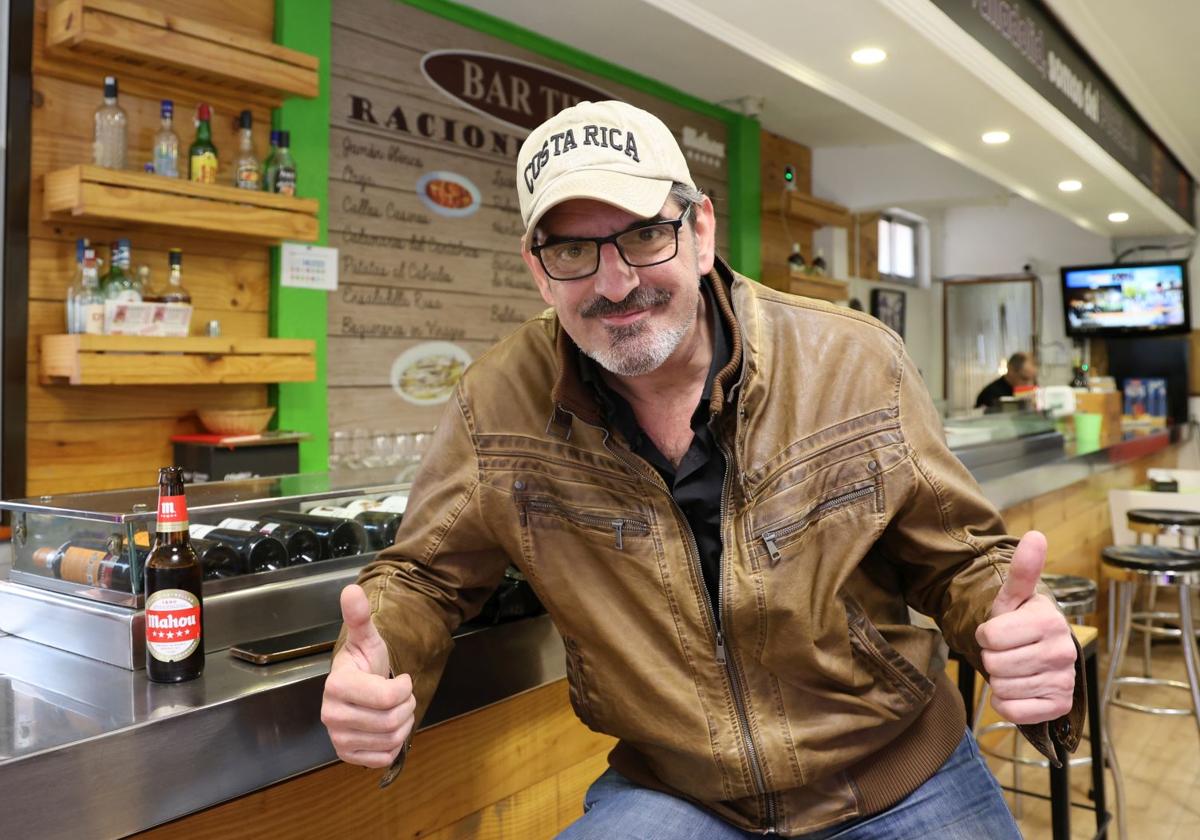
top-left (229, 622), bottom-right (342, 665)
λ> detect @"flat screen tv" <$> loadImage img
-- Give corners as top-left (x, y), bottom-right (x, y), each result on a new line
top-left (1061, 260), bottom-right (1191, 338)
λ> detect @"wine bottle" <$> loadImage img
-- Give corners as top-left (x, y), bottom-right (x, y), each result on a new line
top-left (32, 541), bottom-right (133, 590)
top-left (307, 506), bottom-right (401, 550)
top-left (217, 517), bottom-right (322, 565)
top-left (192, 537), bottom-right (245, 580)
top-left (257, 512), bottom-right (365, 559)
top-left (188, 524), bottom-right (289, 573)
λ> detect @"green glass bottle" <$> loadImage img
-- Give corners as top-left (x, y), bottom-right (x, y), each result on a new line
top-left (188, 103), bottom-right (218, 184)
top-left (101, 239), bottom-right (141, 301)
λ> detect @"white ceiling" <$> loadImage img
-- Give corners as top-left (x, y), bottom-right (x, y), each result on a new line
top-left (456, 0), bottom-right (1197, 238)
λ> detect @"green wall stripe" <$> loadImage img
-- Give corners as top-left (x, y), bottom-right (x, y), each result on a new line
top-left (273, 0), bottom-right (331, 472)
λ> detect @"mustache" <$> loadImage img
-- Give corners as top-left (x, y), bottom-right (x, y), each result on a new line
top-left (580, 286), bottom-right (672, 319)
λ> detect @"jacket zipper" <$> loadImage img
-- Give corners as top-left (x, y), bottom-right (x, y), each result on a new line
top-left (519, 497), bottom-right (649, 549)
top-left (759, 485), bottom-right (876, 564)
top-left (750, 424), bottom-right (896, 502)
top-left (564, 405), bottom-right (777, 833)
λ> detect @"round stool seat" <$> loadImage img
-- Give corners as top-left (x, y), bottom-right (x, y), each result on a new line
top-left (1042, 574), bottom-right (1097, 615)
top-left (1102, 544), bottom-right (1200, 573)
top-left (1127, 508), bottom-right (1200, 528)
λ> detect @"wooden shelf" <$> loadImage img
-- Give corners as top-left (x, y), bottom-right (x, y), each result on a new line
top-left (779, 191), bottom-right (852, 229)
top-left (46, 0), bottom-right (319, 105)
top-left (44, 165), bottom-right (319, 244)
top-left (40, 335), bottom-right (317, 385)
top-left (789, 274), bottom-right (850, 302)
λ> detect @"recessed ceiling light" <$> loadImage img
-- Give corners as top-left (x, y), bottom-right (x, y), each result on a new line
top-left (1058, 179), bottom-right (1082, 192)
top-left (981, 131), bottom-right (1010, 145)
top-left (851, 47), bottom-right (887, 65)
top-left (1108, 211), bottom-right (1130, 223)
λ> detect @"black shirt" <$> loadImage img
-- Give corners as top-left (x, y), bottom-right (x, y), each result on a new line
top-left (579, 280), bottom-right (732, 615)
top-left (975, 375), bottom-right (1013, 408)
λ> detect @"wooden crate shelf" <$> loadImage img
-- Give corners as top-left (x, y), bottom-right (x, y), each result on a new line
top-left (44, 165), bottom-right (319, 244)
top-left (789, 275), bottom-right (850, 302)
top-left (46, 0), bottom-right (319, 104)
top-left (40, 334), bottom-right (317, 385)
top-left (778, 191), bottom-right (852, 229)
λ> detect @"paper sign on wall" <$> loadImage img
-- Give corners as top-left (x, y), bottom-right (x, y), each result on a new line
top-left (281, 243), bottom-right (339, 291)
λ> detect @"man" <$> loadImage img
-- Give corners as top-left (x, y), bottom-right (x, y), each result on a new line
top-left (322, 101), bottom-right (1081, 837)
top-left (975, 351), bottom-right (1038, 409)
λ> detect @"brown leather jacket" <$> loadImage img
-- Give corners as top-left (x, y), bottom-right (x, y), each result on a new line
top-left (354, 258), bottom-right (1084, 835)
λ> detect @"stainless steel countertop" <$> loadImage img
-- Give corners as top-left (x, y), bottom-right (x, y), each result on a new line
top-left (0, 614), bottom-right (565, 839)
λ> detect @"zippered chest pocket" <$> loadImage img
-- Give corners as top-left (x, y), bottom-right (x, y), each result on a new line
top-left (751, 479), bottom-right (882, 570)
top-left (519, 496), bottom-right (651, 550)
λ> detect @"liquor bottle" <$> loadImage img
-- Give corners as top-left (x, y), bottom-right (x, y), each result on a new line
top-left (188, 524), bottom-right (290, 573)
top-left (216, 517), bottom-right (322, 565)
top-left (72, 247), bottom-right (105, 334)
top-left (144, 467), bottom-right (204, 682)
top-left (192, 538), bottom-right (245, 580)
top-left (810, 248), bottom-right (828, 277)
top-left (787, 243), bottom-right (806, 277)
top-left (268, 130), bottom-right (297, 195)
top-left (260, 130), bottom-right (280, 191)
top-left (135, 265), bottom-right (151, 299)
top-left (307, 505), bottom-right (401, 550)
top-left (153, 99), bottom-right (181, 178)
top-left (32, 541), bottom-right (133, 590)
top-left (257, 511), bottom-right (365, 559)
top-left (101, 239), bottom-right (141, 302)
top-left (65, 237), bottom-right (86, 332)
top-left (189, 103), bottom-right (219, 184)
top-left (233, 110), bottom-right (260, 190)
top-left (93, 75), bottom-right (127, 169)
top-left (158, 249), bottom-right (190, 303)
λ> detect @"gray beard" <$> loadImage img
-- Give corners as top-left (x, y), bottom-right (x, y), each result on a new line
top-left (583, 308), bottom-right (695, 377)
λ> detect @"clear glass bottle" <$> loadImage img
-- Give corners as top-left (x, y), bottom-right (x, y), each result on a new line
top-left (135, 265), bottom-right (152, 299)
top-left (159, 249), bottom-right (191, 304)
top-left (260, 130), bottom-right (280, 191)
top-left (188, 103), bottom-right (218, 184)
top-left (72, 248), bottom-right (105, 334)
top-left (65, 237), bottom-right (87, 332)
top-left (101, 239), bottom-right (141, 301)
top-left (268, 130), bottom-right (297, 195)
top-left (233, 110), bottom-right (261, 190)
top-left (153, 99), bottom-right (181, 178)
top-left (93, 76), bottom-right (128, 169)
top-left (809, 248), bottom-right (828, 277)
top-left (787, 243), bottom-right (806, 276)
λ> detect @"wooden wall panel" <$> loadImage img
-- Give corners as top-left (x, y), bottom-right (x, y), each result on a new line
top-left (26, 0), bottom-right (277, 496)
top-left (136, 679), bottom-right (616, 840)
top-left (759, 129), bottom-right (813, 292)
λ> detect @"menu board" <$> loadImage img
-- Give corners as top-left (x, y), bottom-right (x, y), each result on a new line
top-left (329, 0), bottom-right (731, 434)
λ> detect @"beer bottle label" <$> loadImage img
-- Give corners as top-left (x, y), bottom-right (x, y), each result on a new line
top-left (218, 517), bottom-right (258, 531)
top-left (156, 494), bottom-right (189, 533)
top-left (190, 151), bottom-right (218, 184)
top-left (146, 588), bottom-right (202, 661)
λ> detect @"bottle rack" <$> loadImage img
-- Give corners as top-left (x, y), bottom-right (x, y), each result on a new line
top-left (46, 0), bottom-right (319, 106)
top-left (789, 275), bottom-right (850, 302)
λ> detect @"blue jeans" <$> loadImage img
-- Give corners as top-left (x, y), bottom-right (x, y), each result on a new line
top-left (556, 730), bottom-right (1020, 839)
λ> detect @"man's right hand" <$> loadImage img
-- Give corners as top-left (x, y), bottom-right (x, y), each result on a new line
top-left (320, 584), bottom-right (416, 768)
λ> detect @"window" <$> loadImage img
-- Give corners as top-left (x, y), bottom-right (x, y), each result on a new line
top-left (878, 215), bottom-right (918, 284)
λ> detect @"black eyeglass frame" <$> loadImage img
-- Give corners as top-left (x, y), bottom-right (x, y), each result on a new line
top-left (529, 204), bottom-right (694, 281)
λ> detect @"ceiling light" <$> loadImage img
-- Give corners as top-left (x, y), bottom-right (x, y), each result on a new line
top-left (1108, 211), bottom-right (1129, 223)
top-left (1058, 179), bottom-right (1082, 192)
top-left (981, 131), bottom-right (1010, 145)
top-left (851, 48), bottom-right (887, 65)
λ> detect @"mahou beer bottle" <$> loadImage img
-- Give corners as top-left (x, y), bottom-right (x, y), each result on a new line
top-left (144, 467), bottom-right (204, 682)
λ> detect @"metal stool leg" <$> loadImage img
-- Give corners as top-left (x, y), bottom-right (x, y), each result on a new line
top-left (1143, 579), bottom-right (1158, 677)
top-left (1178, 584), bottom-right (1200, 743)
top-left (1102, 579), bottom-right (1135, 840)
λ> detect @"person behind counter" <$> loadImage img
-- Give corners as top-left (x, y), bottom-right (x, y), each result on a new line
top-left (975, 351), bottom-right (1039, 409)
top-left (321, 101), bottom-right (1080, 838)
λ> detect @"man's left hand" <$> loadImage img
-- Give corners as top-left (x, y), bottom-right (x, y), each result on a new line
top-left (975, 530), bottom-right (1077, 724)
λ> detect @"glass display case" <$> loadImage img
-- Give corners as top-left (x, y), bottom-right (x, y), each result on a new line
top-left (0, 469), bottom-right (411, 669)
top-left (941, 408), bottom-right (1065, 480)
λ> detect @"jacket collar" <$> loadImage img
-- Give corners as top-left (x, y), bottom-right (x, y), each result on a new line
top-left (550, 256), bottom-right (745, 433)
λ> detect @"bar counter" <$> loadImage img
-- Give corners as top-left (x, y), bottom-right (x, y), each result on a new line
top-left (0, 425), bottom-right (1188, 839)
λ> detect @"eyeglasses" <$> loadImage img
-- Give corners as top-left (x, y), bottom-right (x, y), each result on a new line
top-left (530, 205), bottom-right (693, 281)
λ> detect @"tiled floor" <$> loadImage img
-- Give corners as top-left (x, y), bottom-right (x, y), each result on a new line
top-left (980, 642), bottom-right (1200, 839)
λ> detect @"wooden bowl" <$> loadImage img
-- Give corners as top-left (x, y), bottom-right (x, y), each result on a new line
top-left (197, 407), bottom-right (276, 436)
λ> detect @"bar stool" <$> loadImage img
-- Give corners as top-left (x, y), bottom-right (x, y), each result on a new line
top-left (1101, 544), bottom-right (1200, 729)
top-left (1121, 509), bottom-right (1200, 679)
top-left (955, 575), bottom-right (1120, 840)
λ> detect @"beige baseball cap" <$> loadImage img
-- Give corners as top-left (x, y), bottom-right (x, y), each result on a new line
top-left (517, 100), bottom-right (696, 243)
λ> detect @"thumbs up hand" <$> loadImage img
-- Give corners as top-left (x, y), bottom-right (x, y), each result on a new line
top-left (321, 584), bottom-right (417, 768)
top-left (975, 531), bottom-right (1077, 725)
